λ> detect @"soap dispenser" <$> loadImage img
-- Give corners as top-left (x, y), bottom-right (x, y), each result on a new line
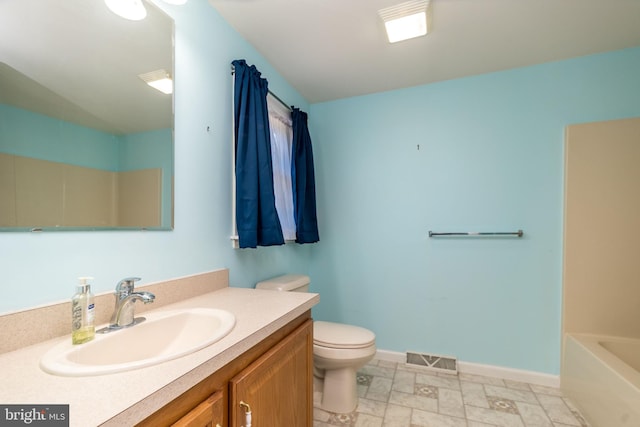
top-left (71, 276), bottom-right (95, 345)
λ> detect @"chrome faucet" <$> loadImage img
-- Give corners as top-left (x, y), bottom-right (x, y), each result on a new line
top-left (105, 277), bottom-right (155, 331)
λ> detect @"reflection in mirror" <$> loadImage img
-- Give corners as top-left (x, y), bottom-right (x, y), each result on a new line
top-left (0, 0), bottom-right (174, 230)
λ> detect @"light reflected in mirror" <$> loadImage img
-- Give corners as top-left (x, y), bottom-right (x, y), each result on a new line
top-left (0, 0), bottom-right (174, 231)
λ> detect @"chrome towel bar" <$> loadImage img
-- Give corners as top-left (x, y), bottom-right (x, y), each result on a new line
top-left (428, 230), bottom-right (523, 237)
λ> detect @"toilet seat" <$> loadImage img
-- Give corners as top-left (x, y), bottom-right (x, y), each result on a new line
top-left (313, 342), bottom-right (376, 362)
top-left (314, 321), bottom-right (375, 349)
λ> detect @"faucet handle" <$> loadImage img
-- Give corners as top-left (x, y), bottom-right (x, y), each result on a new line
top-left (115, 277), bottom-right (141, 295)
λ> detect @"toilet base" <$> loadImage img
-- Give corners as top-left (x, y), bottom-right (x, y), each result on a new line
top-left (315, 367), bottom-right (359, 413)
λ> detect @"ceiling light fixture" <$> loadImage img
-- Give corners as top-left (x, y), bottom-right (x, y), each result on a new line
top-left (139, 69), bottom-right (173, 94)
top-left (104, 0), bottom-right (147, 21)
top-left (378, 0), bottom-right (430, 43)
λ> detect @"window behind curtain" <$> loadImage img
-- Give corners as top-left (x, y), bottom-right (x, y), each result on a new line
top-left (267, 93), bottom-right (296, 241)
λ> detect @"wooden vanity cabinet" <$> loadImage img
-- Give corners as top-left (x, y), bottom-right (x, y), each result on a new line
top-left (230, 317), bottom-right (313, 427)
top-left (136, 312), bottom-right (312, 427)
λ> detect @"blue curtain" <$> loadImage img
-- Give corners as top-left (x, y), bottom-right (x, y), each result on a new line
top-left (232, 59), bottom-right (284, 248)
top-left (291, 108), bottom-right (320, 244)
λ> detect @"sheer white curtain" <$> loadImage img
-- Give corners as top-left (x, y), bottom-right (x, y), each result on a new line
top-left (267, 93), bottom-right (296, 240)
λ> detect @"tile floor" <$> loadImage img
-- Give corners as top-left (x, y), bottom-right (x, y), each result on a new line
top-left (313, 359), bottom-right (590, 427)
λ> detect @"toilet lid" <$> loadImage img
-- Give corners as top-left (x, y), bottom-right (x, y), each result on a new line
top-left (314, 321), bottom-right (375, 349)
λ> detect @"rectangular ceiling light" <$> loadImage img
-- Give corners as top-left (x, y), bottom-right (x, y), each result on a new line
top-left (379, 0), bottom-right (430, 43)
top-left (138, 69), bottom-right (173, 94)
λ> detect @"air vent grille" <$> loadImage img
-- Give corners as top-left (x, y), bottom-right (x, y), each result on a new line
top-left (406, 351), bottom-right (458, 374)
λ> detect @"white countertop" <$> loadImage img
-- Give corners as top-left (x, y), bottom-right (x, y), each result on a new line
top-left (0, 287), bottom-right (319, 426)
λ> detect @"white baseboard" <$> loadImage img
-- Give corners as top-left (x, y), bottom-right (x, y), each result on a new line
top-left (375, 349), bottom-right (407, 363)
top-left (374, 349), bottom-right (559, 388)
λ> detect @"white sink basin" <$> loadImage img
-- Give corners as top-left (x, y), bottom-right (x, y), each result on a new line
top-left (40, 308), bottom-right (235, 377)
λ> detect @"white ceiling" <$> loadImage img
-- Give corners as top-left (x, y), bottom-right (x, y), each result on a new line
top-left (0, 0), bottom-right (173, 135)
top-left (208, 0), bottom-right (640, 103)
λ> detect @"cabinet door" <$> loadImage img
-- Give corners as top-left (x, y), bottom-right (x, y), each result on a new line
top-left (230, 319), bottom-right (313, 427)
top-left (172, 391), bottom-right (224, 427)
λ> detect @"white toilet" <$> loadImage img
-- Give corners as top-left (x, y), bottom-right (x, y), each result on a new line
top-left (256, 274), bottom-right (376, 414)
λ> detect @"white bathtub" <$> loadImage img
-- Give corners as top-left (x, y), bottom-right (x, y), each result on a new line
top-left (562, 334), bottom-right (640, 427)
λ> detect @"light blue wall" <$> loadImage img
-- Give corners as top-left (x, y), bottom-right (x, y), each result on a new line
top-left (0, 0), bottom-right (311, 313)
top-left (308, 47), bottom-right (640, 374)
top-left (0, 104), bottom-right (120, 170)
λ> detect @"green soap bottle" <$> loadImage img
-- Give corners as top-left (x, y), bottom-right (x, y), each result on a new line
top-left (71, 276), bottom-right (95, 345)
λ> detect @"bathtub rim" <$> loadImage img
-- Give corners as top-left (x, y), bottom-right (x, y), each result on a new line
top-left (564, 333), bottom-right (640, 391)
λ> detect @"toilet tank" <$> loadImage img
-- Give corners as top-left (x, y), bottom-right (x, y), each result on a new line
top-left (256, 274), bottom-right (310, 292)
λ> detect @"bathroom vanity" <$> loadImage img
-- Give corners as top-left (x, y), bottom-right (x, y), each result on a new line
top-left (0, 270), bottom-right (319, 427)
top-left (140, 315), bottom-right (313, 426)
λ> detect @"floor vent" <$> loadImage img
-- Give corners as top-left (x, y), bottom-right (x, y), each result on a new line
top-left (406, 351), bottom-right (458, 374)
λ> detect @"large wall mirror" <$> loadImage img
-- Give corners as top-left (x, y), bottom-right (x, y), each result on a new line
top-left (0, 0), bottom-right (174, 231)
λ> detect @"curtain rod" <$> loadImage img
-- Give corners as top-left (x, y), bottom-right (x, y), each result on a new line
top-left (268, 91), bottom-right (292, 112)
top-left (231, 65), bottom-right (292, 112)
